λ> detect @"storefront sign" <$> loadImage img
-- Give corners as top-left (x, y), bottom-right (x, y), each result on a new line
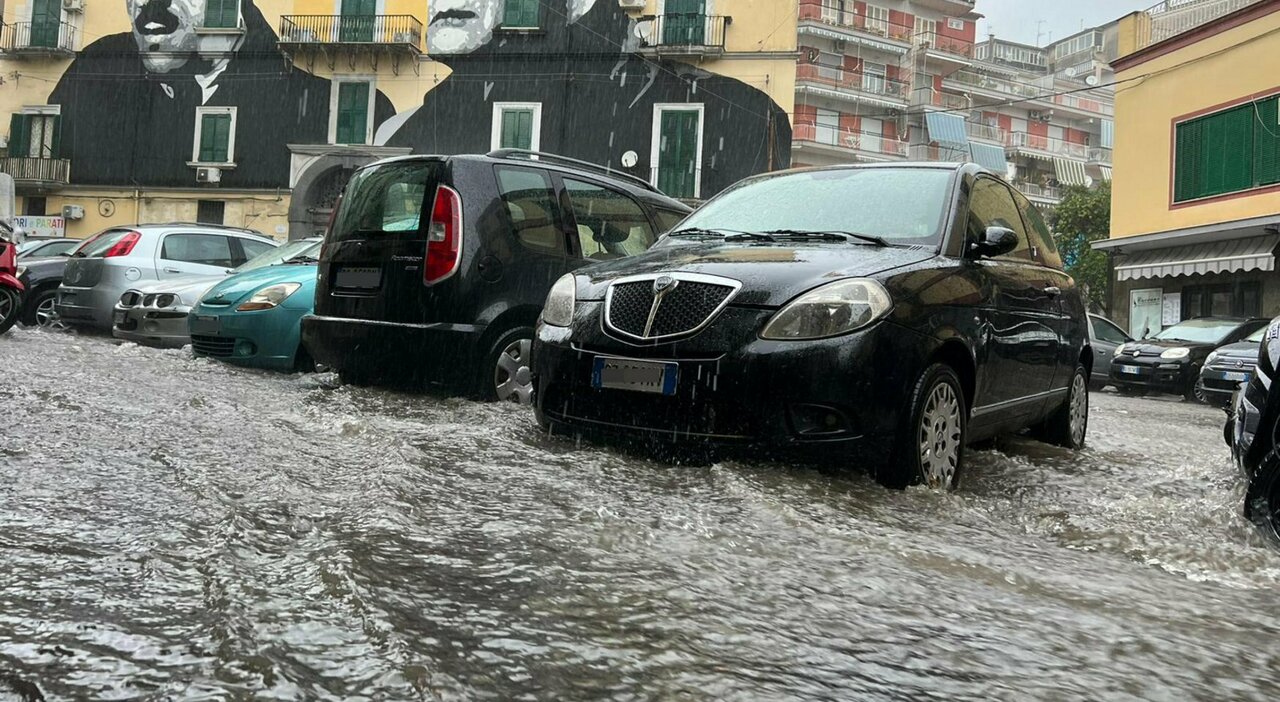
top-left (1130, 288), bottom-right (1163, 339)
top-left (12, 215), bottom-right (66, 238)
top-left (1162, 293), bottom-right (1181, 326)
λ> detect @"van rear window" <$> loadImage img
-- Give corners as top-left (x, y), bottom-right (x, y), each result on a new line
top-left (328, 161), bottom-right (440, 243)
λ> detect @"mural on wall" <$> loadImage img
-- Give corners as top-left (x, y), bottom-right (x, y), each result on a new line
top-left (387, 0), bottom-right (791, 198)
top-left (48, 0), bottom-right (394, 189)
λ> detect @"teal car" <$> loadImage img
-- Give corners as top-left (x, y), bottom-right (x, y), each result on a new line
top-left (189, 238), bottom-right (322, 372)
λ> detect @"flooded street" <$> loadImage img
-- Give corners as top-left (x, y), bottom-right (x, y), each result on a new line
top-left (2, 326), bottom-right (1280, 700)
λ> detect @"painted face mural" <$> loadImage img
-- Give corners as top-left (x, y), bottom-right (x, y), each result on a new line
top-left (426, 0), bottom-right (502, 55)
top-left (126, 0), bottom-right (205, 72)
top-left (567, 0), bottom-right (598, 23)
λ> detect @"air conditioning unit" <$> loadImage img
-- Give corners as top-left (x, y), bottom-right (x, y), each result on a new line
top-left (62, 205), bottom-right (84, 220)
top-left (62, 0), bottom-right (84, 12)
top-left (834, 39), bottom-right (847, 52)
top-left (196, 167), bottom-right (222, 184)
top-left (1029, 110), bottom-right (1051, 122)
top-left (617, 0), bottom-right (645, 8)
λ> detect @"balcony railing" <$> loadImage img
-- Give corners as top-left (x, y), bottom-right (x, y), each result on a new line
top-left (0, 157), bottom-right (71, 186)
top-left (794, 123), bottom-right (908, 157)
top-left (278, 15), bottom-right (422, 48)
top-left (795, 63), bottom-right (909, 101)
top-left (1135, 0), bottom-right (1262, 51)
top-left (1007, 131), bottom-right (1089, 159)
top-left (946, 69), bottom-right (1114, 115)
top-left (1013, 181), bottom-right (1063, 201)
top-left (640, 14), bottom-right (729, 53)
top-left (0, 20), bottom-right (76, 54)
top-left (1088, 146), bottom-right (1113, 163)
top-left (796, 2), bottom-right (973, 58)
top-left (966, 121), bottom-right (1008, 143)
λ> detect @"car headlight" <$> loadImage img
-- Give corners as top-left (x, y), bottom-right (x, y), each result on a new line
top-left (156, 293), bottom-right (177, 308)
top-left (760, 278), bottom-right (892, 340)
top-left (543, 274), bottom-right (576, 327)
top-left (1205, 351), bottom-right (1219, 366)
top-left (237, 282), bottom-right (301, 312)
top-left (1161, 347), bottom-right (1190, 360)
top-left (1114, 343), bottom-right (1128, 357)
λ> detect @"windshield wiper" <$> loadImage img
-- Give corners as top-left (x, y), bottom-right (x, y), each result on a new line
top-left (759, 229), bottom-right (891, 247)
top-left (286, 255), bottom-right (319, 264)
top-left (667, 227), bottom-right (751, 238)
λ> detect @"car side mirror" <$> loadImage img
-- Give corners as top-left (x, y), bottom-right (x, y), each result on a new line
top-left (970, 226), bottom-right (1019, 259)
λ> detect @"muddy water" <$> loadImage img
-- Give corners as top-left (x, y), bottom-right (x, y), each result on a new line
top-left (2, 327), bottom-right (1278, 700)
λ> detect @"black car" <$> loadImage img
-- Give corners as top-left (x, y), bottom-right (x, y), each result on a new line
top-left (1198, 325), bottom-right (1267, 407)
top-left (302, 151), bottom-right (692, 400)
top-left (1110, 317), bottom-right (1268, 399)
top-left (532, 163), bottom-right (1091, 490)
top-left (1230, 317), bottom-right (1280, 547)
top-left (15, 255), bottom-right (70, 328)
top-left (17, 238), bottom-right (81, 259)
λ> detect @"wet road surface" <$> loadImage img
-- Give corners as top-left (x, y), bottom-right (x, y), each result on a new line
top-left (2, 326), bottom-right (1279, 700)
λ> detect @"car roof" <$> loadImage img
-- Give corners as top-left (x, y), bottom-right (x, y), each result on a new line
top-left (114, 222), bottom-right (273, 239)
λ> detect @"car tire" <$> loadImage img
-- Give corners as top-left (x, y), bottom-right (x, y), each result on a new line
top-left (20, 288), bottom-right (58, 328)
top-left (880, 363), bottom-right (966, 491)
top-left (0, 287), bottom-right (20, 335)
top-left (480, 326), bottom-right (535, 405)
top-left (1036, 363), bottom-right (1089, 450)
top-left (1246, 448), bottom-right (1280, 550)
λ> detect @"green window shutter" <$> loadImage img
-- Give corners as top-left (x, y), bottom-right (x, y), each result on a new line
top-left (1254, 97), bottom-right (1280, 188)
top-left (663, 0), bottom-right (706, 45)
top-left (500, 109), bottom-right (534, 149)
top-left (336, 82), bottom-right (370, 144)
top-left (204, 0), bottom-right (238, 28)
top-left (1174, 119), bottom-right (1201, 203)
top-left (7, 114), bottom-right (28, 158)
top-left (48, 114), bottom-right (60, 157)
top-left (1175, 105), bottom-right (1256, 202)
top-left (199, 114), bottom-right (231, 163)
top-left (503, 0), bottom-right (538, 28)
top-left (657, 110), bottom-right (699, 198)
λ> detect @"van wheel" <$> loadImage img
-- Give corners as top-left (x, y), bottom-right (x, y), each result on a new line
top-left (482, 326), bottom-right (535, 404)
top-left (1036, 364), bottom-right (1089, 450)
top-left (880, 363), bottom-right (966, 490)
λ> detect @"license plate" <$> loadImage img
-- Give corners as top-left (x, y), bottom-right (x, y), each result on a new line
top-left (335, 266), bottom-right (382, 289)
top-left (1117, 364), bottom-right (1142, 375)
top-left (1223, 371), bottom-right (1251, 382)
top-left (113, 310), bottom-right (126, 325)
top-left (191, 315), bottom-right (220, 335)
top-left (591, 357), bottom-right (678, 396)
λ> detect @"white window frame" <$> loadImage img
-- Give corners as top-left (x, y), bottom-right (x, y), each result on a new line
top-left (649, 103), bottom-right (705, 199)
top-left (862, 61), bottom-right (887, 95)
top-left (864, 4), bottom-right (889, 35)
top-left (198, 0), bottom-right (244, 30)
top-left (191, 106), bottom-right (237, 166)
top-left (327, 75), bottom-right (377, 146)
top-left (913, 16), bottom-right (936, 44)
top-left (490, 102), bottom-right (543, 152)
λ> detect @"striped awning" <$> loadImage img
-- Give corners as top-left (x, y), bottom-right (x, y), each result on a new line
top-left (969, 142), bottom-right (1008, 174)
top-left (925, 111), bottom-right (969, 149)
top-left (1098, 166), bottom-right (1112, 182)
top-left (1115, 235), bottom-right (1279, 281)
top-left (1054, 157), bottom-right (1089, 187)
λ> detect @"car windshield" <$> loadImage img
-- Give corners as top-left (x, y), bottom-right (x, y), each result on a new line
top-left (1153, 319), bottom-right (1243, 344)
top-left (282, 240), bottom-right (324, 263)
top-left (673, 168), bottom-right (954, 245)
top-left (235, 239), bottom-right (310, 272)
top-left (329, 161), bottom-right (439, 243)
top-left (1246, 327), bottom-right (1268, 343)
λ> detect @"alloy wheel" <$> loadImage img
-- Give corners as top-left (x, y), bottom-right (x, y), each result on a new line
top-left (34, 295), bottom-right (60, 328)
top-left (918, 381), bottom-right (962, 489)
top-left (494, 338), bottom-right (534, 405)
top-left (0, 290), bottom-right (14, 323)
top-left (1069, 372), bottom-right (1088, 447)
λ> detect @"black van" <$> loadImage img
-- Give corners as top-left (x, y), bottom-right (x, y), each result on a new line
top-left (301, 151), bottom-right (692, 401)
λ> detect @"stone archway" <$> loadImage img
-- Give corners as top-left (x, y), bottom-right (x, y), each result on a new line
top-left (288, 145), bottom-right (411, 240)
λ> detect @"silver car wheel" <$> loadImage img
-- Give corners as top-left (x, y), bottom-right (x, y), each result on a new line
top-left (34, 295), bottom-right (58, 328)
top-left (0, 289), bottom-right (14, 323)
top-left (494, 338), bottom-right (533, 405)
top-left (1069, 372), bottom-right (1088, 447)
top-left (919, 381), bottom-right (962, 489)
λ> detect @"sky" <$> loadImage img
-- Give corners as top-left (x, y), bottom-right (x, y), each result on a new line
top-left (974, 0), bottom-right (1154, 46)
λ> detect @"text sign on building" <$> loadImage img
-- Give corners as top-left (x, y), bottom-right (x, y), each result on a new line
top-left (1130, 288), bottom-right (1163, 339)
top-left (13, 216), bottom-right (66, 238)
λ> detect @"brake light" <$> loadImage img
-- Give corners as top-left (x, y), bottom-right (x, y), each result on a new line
top-left (424, 185), bottom-right (462, 284)
top-left (103, 231), bottom-right (141, 258)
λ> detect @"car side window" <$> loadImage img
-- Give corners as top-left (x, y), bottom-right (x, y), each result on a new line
top-left (1092, 318), bottom-right (1128, 344)
top-left (161, 234), bottom-right (234, 267)
top-left (653, 208), bottom-right (687, 234)
top-left (240, 239), bottom-right (275, 261)
top-left (967, 178), bottom-right (1033, 263)
top-left (1014, 191), bottom-right (1063, 269)
top-left (496, 166), bottom-right (565, 255)
top-left (563, 178), bottom-right (656, 260)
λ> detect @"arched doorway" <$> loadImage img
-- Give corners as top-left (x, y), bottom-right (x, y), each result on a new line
top-left (301, 167), bottom-right (353, 238)
top-left (287, 145), bottom-right (411, 240)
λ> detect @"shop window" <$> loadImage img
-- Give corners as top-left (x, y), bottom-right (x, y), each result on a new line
top-left (1181, 281), bottom-right (1262, 320)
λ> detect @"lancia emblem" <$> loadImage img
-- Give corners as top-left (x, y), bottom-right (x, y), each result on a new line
top-left (653, 275), bottom-right (679, 297)
top-left (1236, 359), bottom-right (1245, 368)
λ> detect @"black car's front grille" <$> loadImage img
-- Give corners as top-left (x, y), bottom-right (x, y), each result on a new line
top-left (192, 335), bottom-right (235, 358)
top-left (606, 277), bottom-right (736, 341)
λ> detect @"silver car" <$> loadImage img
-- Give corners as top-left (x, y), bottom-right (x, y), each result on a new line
top-left (112, 238), bottom-right (321, 348)
top-left (57, 223), bottom-right (279, 330)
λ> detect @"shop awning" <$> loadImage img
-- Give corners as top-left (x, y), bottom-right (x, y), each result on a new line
top-left (968, 142), bottom-right (1008, 174)
top-left (1098, 165), bottom-right (1112, 182)
top-left (925, 111), bottom-right (968, 149)
top-left (1054, 157), bottom-right (1089, 187)
top-left (1115, 234), bottom-right (1279, 281)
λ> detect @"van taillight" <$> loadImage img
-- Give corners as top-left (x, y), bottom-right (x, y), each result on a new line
top-left (424, 185), bottom-right (462, 284)
top-left (104, 231), bottom-right (141, 258)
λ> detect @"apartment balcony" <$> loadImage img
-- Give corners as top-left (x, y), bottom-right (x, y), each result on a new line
top-left (0, 20), bottom-right (76, 57)
top-left (966, 121), bottom-right (1008, 144)
top-left (1087, 146), bottom-right (1113, 165)
top-left (1135, 0), bottom-right (1262, 51)
top-left (1013, 181), bottom-right (1063, 205)
top-left (910, 0), bottom-right (978, 15)
top-left (795, 3), bottom-right (972, 61)
top-left (795, 63), bottom-right (909, 109)
top-left (944, 69), bottom-right (1115, 117)
top-left (1006, 131), bottom-right (1089, 160)
top-left (793, 123), bottom-right (908, 163)
top-left (638, 14), bottom-right (729, 57)
top-left (0, 157), bottom-right (71, 189)
top-left (278, 15), bottom-right (422, 70)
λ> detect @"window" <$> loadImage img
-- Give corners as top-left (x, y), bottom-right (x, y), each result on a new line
top-left (239, 238), bottom-right (275, 261)
top-left (203, 0), bottom-right (238, 28)
top-left (23, 196), bottom-right (46, 216)
top-left (862, 62), bottom-right (887, 94)
top-left (7, 112), bottom-right (59, 158)
top-left (339, 0), bottom-right (375, 41)
top-left (1181, 282), bottom-right (1262, 320)
top-left (161, 234), bottom-right (234, 268)
top-left (815, 108), bottom-right (839, 146)
top-left (502, 0), bottom-right (539, 28)
top-left (1174, 96), bottom-right (1280, 203)
top-left (491, 103), bottom-right (541, 151)
top-left (913, 16), bottom-right (936, 45)
top-left (1091, 317), bottom-right (1129, 344)
top-left (663, 0), bottom-right (707, 44)
top-left (496, 166), bottom-right (564, 253)
top-left (329, 161), bottom-right (438, 243)
top-left (194, 107), bottom-right (235, 164)
top-left (966, 178), bottom-right (1032, 262)
top-left (947, 17), bottom-right (965, 31)
top-left (564, 178), bottom-right (656, 260)
top-left (652, 106), bottom-right (703, 199)
top-left (1014, 190), bottom-right (1062, 269)
top-left (816, 50), bottom-right (842, 81)
top-left (197, 200), bottom-right (225, 225)
top-left (334, 81), bottom-right (371, 145)
top-left (653, 208), bottom-right (687, 234)
top-left (864, 4), bottom-right (889, 35)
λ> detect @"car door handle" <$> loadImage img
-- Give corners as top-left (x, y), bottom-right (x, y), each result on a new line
top-left (163, 267), bottom-right (181, 274)
top-left (1043, 286), bottom-right (1061, 296)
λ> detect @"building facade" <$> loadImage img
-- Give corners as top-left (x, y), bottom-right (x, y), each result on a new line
top-left (0, 0), bottom-right (797, 240)
top-left (1096, 0), bottom-right (1278, 338)
top-left (791, 0), bottom-right (1114, 213)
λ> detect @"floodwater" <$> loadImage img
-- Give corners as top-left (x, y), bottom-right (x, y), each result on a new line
top-left (2, 326), bottom-right (1279, 701)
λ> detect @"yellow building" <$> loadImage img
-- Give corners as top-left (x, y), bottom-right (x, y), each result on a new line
top-left (1098, 0), bottom-right (1280, 336)
top-left (0, 0), bottom-right (796, 241)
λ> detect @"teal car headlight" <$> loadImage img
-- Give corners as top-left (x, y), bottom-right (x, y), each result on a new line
top-left (237, 282), bottom-right (302, 312)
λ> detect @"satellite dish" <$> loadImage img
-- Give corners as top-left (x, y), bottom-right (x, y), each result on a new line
top-left (1085, 75), bottom-right (1100, 87)
top-left (621, 150), bottom-right (639, 168)
top-left (1065, 66), bottom-right (1079, 78)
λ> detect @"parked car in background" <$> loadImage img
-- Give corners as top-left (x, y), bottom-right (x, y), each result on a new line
top-left (17, 238), bottom-right (81, 259)
top-left (1198, 326), bottom-right (1267, 407)
top-left (189, 238), bottom-right (323, 371)
top-left (112, 238), bottom-right (314, 349)
top-left (1088, 314), bottom-right (1131, 390)
top-left (1110, 317), bottom-right (1268, 399)
top-left (533, 163), bottom-right (1092, 491)
top-left (1229, 317), bottom-right (1280, 548)
top-left (302, 151), bottom-right (691, 400)
top-left (57, 224), bottom-right (278, 331)
top-left (15, 255), bottom-right (71, 328)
